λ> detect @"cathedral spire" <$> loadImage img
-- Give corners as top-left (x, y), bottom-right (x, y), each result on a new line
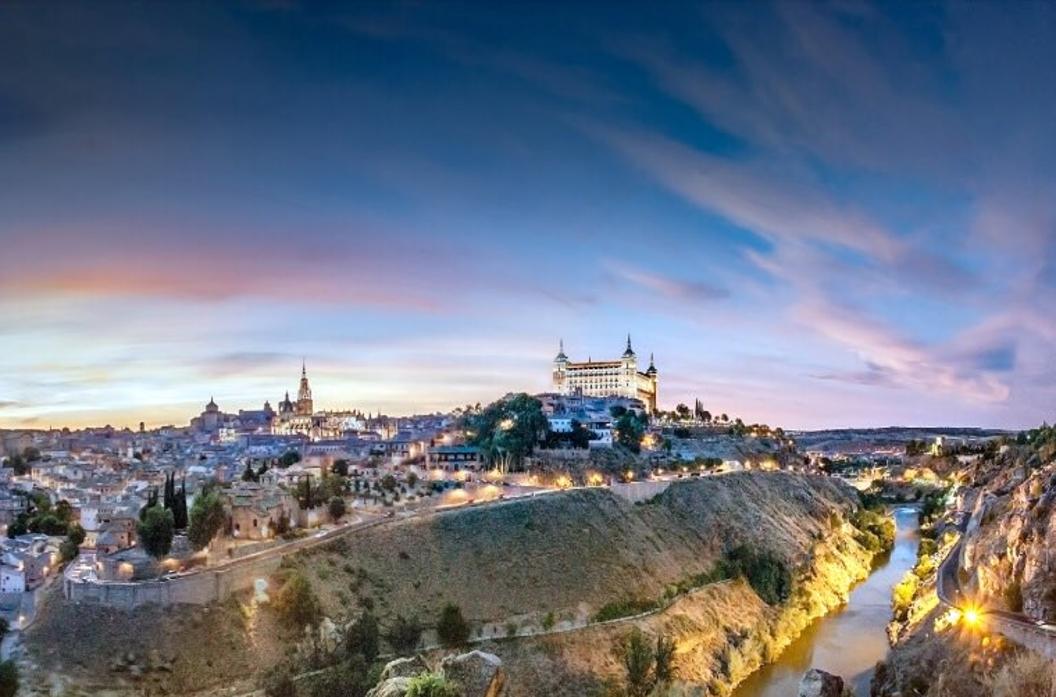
top-left (623, 333), bottom-right (636, 358)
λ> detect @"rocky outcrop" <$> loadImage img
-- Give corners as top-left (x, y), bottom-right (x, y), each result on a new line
top-left (441, 651), bottom-right (506, 697)
top-left (366, 651), bottom-right (506, 697)
top-left (798, 669), bottom-right (844, 697)
top-left (379, 655), bottom-right (431, 681)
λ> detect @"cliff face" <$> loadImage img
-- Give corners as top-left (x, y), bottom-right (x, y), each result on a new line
top-left (874, 432), bottom-right (1056, 697)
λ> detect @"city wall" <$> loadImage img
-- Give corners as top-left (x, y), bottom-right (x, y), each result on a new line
top-left (609, 480), bottom-right (672, 503)
top-left (64, 553), bottom-right (283, 610)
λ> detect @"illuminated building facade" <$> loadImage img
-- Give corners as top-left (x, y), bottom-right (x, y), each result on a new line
top-left (552, 336), bottom-right (658, 413)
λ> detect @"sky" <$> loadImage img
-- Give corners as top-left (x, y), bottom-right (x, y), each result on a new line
top-left (1, 1), bottom-right (1054, 430)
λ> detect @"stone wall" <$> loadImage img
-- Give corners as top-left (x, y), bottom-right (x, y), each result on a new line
top-left (609, 480), bottom-right (672, 503)
top-left (64, 553), bottom-right (282, 609)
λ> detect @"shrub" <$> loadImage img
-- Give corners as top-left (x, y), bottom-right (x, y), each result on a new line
top-left (654, 634), bottom-right (676, 685)
top-left (345, 610), bottom-right (380, 662)
top-left (136, 506), bottom-right (175, 558)
top-left (619, 628), bottom-right (654, 697)
top-left (542, 610), bottom-right (556, 630)
top-left (0, 660), bottom-right (17, 697)
top-left (188, 489), bottom-right (227, 550)
top-left (436, 603), bottom-right (471, 647)
top-left (851, 509), bottom-right (896, 552)
top-left (720, 546), bottom-right (792, 605)
top-left (406, 673), bottom-right (459, 697)
top-left (892, 572), bottom-right (918, 621)
top-left (594, 599), bottom-right (657, 623)
top-left (385, 614), bottom-right (423, 655)
top-left (262, 664), bottom-right (296, 697)
top-left (276, 573), bottom-right (322, 630)
top-left (328, 496), bottom-right (347, 522)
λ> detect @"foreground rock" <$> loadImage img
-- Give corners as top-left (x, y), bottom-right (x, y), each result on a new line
top-left (366, 651), bottom-right (506, 697)
top-left (441, 651), bottom-right (506, 697)
top-left (799, 668), bottom-right (845, 697)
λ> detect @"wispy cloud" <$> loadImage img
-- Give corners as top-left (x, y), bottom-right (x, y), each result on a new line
top-left (602, 259), bottom-right (728, 302)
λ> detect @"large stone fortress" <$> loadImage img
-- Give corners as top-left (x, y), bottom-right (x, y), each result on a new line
top-left (552, 336), bottom-right (658, 413)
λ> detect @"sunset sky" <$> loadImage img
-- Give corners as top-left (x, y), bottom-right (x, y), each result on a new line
top-left (1, 2), bottom-right (1054, 430)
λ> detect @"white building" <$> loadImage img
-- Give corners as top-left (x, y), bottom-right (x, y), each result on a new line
top-left (552, 336), bottom-right (658, 413)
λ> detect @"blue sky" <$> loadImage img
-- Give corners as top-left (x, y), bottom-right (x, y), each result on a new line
top-left (1, 1), bottom-right (1054, 429)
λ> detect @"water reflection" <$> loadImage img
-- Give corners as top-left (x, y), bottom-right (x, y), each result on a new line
top-left (732, 508), bottom-right (920, 697)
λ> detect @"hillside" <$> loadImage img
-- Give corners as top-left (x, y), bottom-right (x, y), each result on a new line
top-left (22, 472), bottom-right (876, 696)
top-left (874, 428), bottom-right (1056, 697)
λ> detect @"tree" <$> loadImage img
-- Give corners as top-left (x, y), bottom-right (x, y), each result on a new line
top-left (21, 447), bottom-right (41, 463)
top-left (332, 459), bottom-right (350, 477)
top-left (262, 664), bottom-right (297, 697)
top-left (345, 611), bottom-right (380, 663)
top-left (54, 500), bottom-right (74, 523)
top-left (242, 461), bottom-right (258, 482)
top-left (278, 450), bottom-right (301, 469)
top-left (620, 628), bottom-right (655, 697)
top-left (675, 403), bottom-right (691, 421)
top-left (436, 602), bottom-right (470, 647)
top-left (137, 506), bottom-right (175, 558)
top-left (654, 634), bottom-right (676, 685)
top-left (187, 488), bottom-right (227, 550)
top-left (275, 573), bottom-right (322, 630)
top-left (328, 496), bottom-right (347, 522)
top-left (385, 614), bottom-right (423, 655)
top-left (381, 474), bottom-right (397, 492)
top-left (173, 478), bottom-right (189, 529)
top-left (0, 660), bottom-right (18, 697)
top-left (59, 538), bottom-right (79, 563)
top-left (406, 471), bottom-right (419, 488)
top-left (468, 393), bottom-right (549, 467)
top-left (616, 412), bottom-right (647, 453)
top-left (3, 454), bottom-right (27, 477)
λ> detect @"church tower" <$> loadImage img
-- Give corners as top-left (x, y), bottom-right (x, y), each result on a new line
top-left (621, 334), bottom-right (637, 392)
top-left (296, 360), bottom-right (314, 416)
top-left (552, 339), bottom-right (569, 393)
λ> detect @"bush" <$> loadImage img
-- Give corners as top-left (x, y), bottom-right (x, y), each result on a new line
top-left (275, 573), bottom-right (322, 630)
top-left (262, 664), bottom-right (297, 697)
top-left (436, 602), bottom-right (471, 647)
top-left (892, 572), bottom-right (918, 621)
top-left (188, 488), bottom-right (227, 550)
top-left (541, 611), bottom-right (556, 630)
top-left (136, 506), bottom-right (175, 558)
top-left (593, 598), bottom-right (657, 623)
top-left (851, 509), bottom-right (896, 552)
top-left (619, 628), bottom-right (654, 697)
top-left (328, 496), bottom-right (347, 522)
top-left (59, 538), bottom-right (79, 563)
top-left (345, 611), bottom-right (380, 663)
top-left (406, 673), bottom-right (459, 697)
top-left (385, 614), bottom-right (422, 655)
top-left (0, 660), bottom-right (17, 697)
top-left (720, 546), bottom-right (792, 605)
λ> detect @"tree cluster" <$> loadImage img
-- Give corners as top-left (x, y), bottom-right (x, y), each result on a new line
top-left (467, 393), bottom-right (549, 467)
top-left (617, 628), bottom-right (676, 697)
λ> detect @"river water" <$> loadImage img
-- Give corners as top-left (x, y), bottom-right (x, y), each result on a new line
top-left (732, 507), bottom-right (920, 697)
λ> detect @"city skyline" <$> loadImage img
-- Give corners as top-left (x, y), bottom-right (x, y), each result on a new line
top-left (2, 2), bottom-right (1055, 430)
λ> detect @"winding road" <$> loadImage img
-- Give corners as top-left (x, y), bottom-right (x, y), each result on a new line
top-left (934, 515), bottom-right (1056, 659)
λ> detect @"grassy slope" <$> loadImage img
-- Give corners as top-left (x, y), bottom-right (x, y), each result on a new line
top-left (24, 472), bottom-right (865, 696)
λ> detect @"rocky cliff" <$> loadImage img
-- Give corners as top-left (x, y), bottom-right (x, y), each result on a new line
top-left (874, 427), bottom-right (1056, 697)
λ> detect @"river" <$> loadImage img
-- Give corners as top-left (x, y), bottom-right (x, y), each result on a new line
top-left (732, 507), bottom-right (920, 697)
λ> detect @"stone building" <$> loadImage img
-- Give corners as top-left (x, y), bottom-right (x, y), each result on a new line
top-left (552, 336), bottom-right (659, 413)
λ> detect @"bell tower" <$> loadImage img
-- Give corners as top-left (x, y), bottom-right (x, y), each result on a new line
top-left (296, 360), bottom-right (314, 415)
